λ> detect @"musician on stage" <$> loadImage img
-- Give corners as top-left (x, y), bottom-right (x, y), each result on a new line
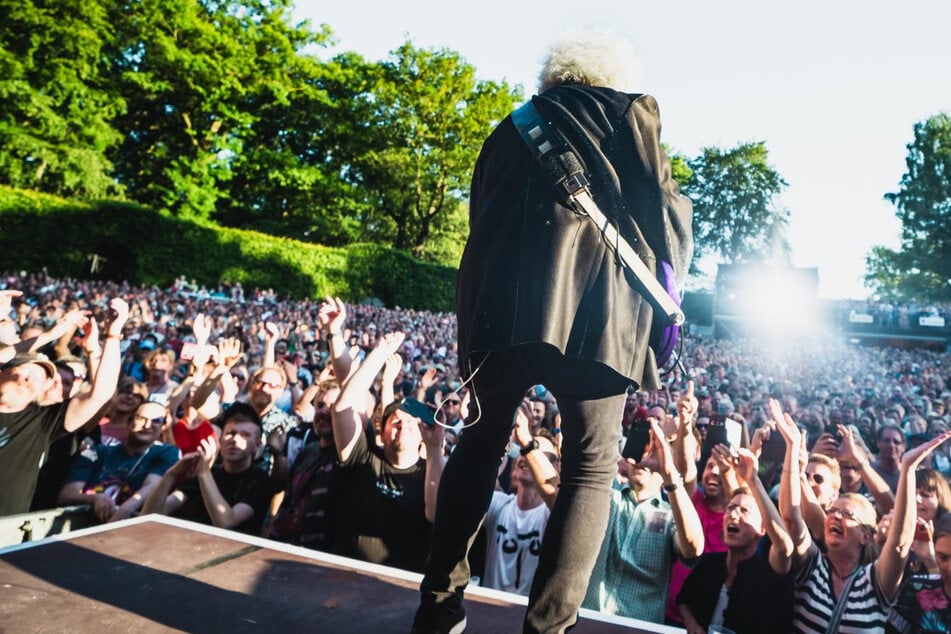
top-left (413, 29), bottom-right (694, 633)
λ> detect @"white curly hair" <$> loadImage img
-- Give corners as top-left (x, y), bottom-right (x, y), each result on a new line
top-left (537, 29), bottom-right (643, 94)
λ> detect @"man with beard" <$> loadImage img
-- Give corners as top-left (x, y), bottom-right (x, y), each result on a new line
top-left (143, 403), bottom-right (271, 535)
top-left (246, 365), bottom-right (299, 472)
top-left (873, 423), bottom-right (906, 493)
top-left (0, 298), bottom-right (130, 517)
top-left (331, 331), bottom-right (446, 572)
top-left (57, 400), bottom-right (179, 523)
top-left (269, 381), bottom-right (341, 551)
top-left (677, 449), bottom-right (794, 634)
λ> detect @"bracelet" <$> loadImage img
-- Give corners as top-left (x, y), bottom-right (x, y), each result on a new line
top-left (552, 427), bottom-right (562, 435)
top-left (105, 334), bottom-right (122, 341)
top-left (663, 479), bottom-right (683, 493)
top-left (519, 439), bottom-right (539, 456)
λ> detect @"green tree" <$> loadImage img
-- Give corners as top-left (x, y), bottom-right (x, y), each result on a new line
top-left (683, 141), bottom-right (789, 267)
top-left (0, 0), bottom-right (124, 197)
top-left (217, 50), bottom-right (374, 246)
top-left (338, 42), bottom-right (521, 257)
top-left (104, 0), bottom-right (332, 221)
top-left (866, 113), bottom-right (951, 301)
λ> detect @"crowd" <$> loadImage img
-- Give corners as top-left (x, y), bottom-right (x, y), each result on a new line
top-left (3, 270), bottom-right (951, 633)
top-left (833, 298), bottom-right (951, 330)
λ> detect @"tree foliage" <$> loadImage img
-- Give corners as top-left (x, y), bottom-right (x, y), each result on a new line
top-left (866, 113), bottom-right (951, 301)
top-left (330, 42), bottom-right (520, 258)
top-left (682, 141), bottom-right (790, 267)
top-left (103, 0), bottom-right (333, 221)
top-left (0, 0), bottom-right (124, 197)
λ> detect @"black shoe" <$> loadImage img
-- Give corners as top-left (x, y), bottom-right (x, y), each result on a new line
top-left (411, 602), bottom-right (467, 634)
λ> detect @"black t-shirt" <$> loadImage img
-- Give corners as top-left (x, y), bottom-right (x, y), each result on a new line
top-left (677, 547), bottom-right (793, 634)
top-left (332, 431), bottom-right (432, 572)
top-left (173, 465), bottom-right (271, 535)
top-left (0, 402), bottom-right (68, 516)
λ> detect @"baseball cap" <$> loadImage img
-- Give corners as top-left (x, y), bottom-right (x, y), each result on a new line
top-left (1, 352), bottom-right (57, 379)
top-left (382, 397), bottom-right (436, 426)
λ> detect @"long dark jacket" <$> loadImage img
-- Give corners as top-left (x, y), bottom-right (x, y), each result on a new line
top-left (457, 85), bottom-right (693, 390)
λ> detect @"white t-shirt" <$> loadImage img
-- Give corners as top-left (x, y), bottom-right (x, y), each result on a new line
top-left (481, 490), bottom-right (551, 595)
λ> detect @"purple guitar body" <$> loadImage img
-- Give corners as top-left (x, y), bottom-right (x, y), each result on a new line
top-left (651, 260), bottom-right (681, 370)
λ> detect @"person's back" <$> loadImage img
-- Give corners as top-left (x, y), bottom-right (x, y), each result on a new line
top-left (415, 30), bottom-right (693, 634)
top-left (459, 82), bottom-right (690, 393)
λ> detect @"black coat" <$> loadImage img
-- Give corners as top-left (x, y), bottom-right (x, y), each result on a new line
top-left (457, 85), bottom-right (693, 390)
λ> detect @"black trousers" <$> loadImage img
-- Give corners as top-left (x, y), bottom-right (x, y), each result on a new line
top-left (419, 343), bottom-right (630, 633)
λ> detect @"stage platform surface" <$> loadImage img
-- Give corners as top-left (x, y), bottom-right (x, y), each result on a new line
top-left (0, 515), bottom-right (684, 633)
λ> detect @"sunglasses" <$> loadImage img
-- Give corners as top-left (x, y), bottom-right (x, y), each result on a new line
top-left (134, 415), bottom-right (166, 427)
top-left (806, 472), bottom-right (826, 485)
top-left (253, 379), bottom-right (281, 390)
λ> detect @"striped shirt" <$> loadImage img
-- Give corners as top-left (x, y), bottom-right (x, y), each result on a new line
top-left (793, 543), bottom-right (893, 633)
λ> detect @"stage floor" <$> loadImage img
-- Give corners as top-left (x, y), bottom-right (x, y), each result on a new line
top-left (0, 515), bottom-right (683, 633)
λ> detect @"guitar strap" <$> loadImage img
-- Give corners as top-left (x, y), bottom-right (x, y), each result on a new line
top-left (510, 100), bottom-right (685, 328)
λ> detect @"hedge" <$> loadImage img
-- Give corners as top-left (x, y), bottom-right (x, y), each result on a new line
top-left (0, 187), bottom-right (457, 312)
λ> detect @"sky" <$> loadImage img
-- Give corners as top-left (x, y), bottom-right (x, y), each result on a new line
top-left (293, 0), bottom-right (951, 299)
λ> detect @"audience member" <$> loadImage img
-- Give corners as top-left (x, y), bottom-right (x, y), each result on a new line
top-left (142, 403), bottom-right (272, 535)
top-left (57, 400), bottom-right (179, 522)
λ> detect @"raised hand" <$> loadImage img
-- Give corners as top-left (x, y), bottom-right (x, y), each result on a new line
top-left (0, 289), bottom-right (22, 318)
top-left (216, 337), bottom-right (243, 368)
top-left (902, 430), bottom-right (951, 472)
top-left (104, 298), bottom-right (130, 336)
top-left (677, 380), bottom-right (698, 425)
top-left (196, 436), bottom-right (219, 473)
top-left (317, 296), bottom-right (347, 335)
top-left (264, 321), bottom-right (281, 343)
top-left (81, 317), bottom-right (100, 354)
top-left (512, 399), bottom-right (534, 448)
top-left (193, 313), bottom-right (213, 346)
top-left (733, 447), bottom-right (760, 485)
top-left (648, 417), bottom-right (679, 483)
top-left (419, 366), bottom-right (438, 391)
top-left (267, 425), bottom-right (287, 454)
top-left (382, 352), bottom-right (403, 385)
top-left (750, 421), bottom-right (776, 458)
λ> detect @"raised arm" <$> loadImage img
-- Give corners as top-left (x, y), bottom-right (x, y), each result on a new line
top-left (262, 321), bottom-right (280, 369)
top-left (877, 430), bottom-right (951, 601)
top-left (733, 447), bottom-right (794, 575)
top-left (651, 418), bottom-right (704, 559)
top-left (799, 448), bottom-right (827, 541)
top-left (142, 453), bottom-right (200, 516)
top-left (193, 436), bottom-right (255, 529)
top-left (672, 381), bottom-right (700, 497)
top-left (65, 298), bottom-right (128, 432)
top-left (513, 401), bottom-right (560, 510)
top-left (773, 398), bottom-right (812, 570)
top-left (420, 419), bottom-right (446, 522)
top-left (381, 351), bottom-right (402, 410)
top-left (332, 331), bottom-right (405, 463)
top-left (838, 423), bottom-right (894, 515)
top-left (317, 297), bottom-right (353, 384)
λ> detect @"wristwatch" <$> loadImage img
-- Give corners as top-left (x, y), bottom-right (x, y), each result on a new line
top-left (663, 479), bottom-right (683, 492)
top-left (519, 439), bottom-right (539, 456)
